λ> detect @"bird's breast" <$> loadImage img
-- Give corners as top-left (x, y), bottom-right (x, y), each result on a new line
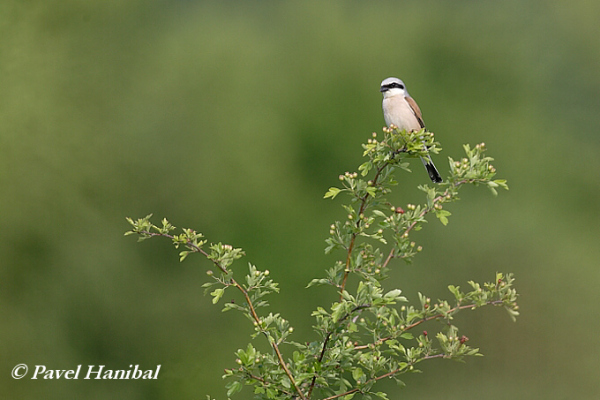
top-left (382, 96), bottom-right (421, 132)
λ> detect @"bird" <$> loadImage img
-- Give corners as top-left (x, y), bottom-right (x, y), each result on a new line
top-left (380, 77), bottom-right (442, 183)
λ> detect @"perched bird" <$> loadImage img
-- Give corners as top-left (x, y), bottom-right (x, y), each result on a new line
top-left (380, 77), bottom-right (442, 183)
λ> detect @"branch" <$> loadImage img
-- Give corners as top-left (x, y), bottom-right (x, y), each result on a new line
top-left (381, 179), bottom-right (481, 270)
top-left (339, 159), bottom-right (392, 299)
top-left (307, 304), bottom-right (371, 398)
top-left (138, 230), bottom-right (307, 400)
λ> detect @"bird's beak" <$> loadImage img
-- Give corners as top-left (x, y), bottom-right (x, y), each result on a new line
top-left (379, 86), bottom-right (387, 93)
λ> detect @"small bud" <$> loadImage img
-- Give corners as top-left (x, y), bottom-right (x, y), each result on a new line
top-left (339, 175), bottom-right (344, 181)
top-left (417, 246), bottom-right (423, 252)
top-left (206, 270), bottom-right (213, 276)
top-left (395, 206), bottom-right (405, 214)
top-left (330, 224), bottom-right (335, 230)
top-left (460, 335), bottom-right (469, 344)
top-left (401, 306), bottom-right (406, 311)
top-left (410, 241), bottom-right (415, 247)
top-left (374, 268), bottom-right (380, 274)
top-left (348, 214), bottom-right (353, 220)
top-left (236, 359), bottom-right (242, 365)
top-left (288, 327), bottom-right (294, 333)
top-left (372, 132), bottom-right (377, 138)
top-left (377, 229), bottom-right (383, 234)
top-left (264, 270), bottom-right (269, 275)
top-left (423, 330), bottom-right (428, 336)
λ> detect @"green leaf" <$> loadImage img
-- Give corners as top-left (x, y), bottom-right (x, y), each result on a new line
top-left (352, 367), bottom-right (365, 383)
top-left (211, 288), bottom-right (224, 304)
top-left (366, 186), bottom-right (378, 197)
top-left (494, 179), bottom-right (509, 190)
top-left (384, 289), bottom-right (403, 301)
top-left (324, 187), bottom-right (342, 199)
top-left (359, 161), bottom-right (372, 176)
top-left (226, 381), bottom-right (242, 397)
top-left (435, 209), bottom-right (451, 226)
top-left (372, 210), bottom-right (387, 218)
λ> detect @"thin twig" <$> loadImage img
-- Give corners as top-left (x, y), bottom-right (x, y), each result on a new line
top-left (321, 354), bottom-right (445, 400)
top-left (353, 299), bottom-right (504, 351)
top-left (381, 190), bottom-right (448, 270)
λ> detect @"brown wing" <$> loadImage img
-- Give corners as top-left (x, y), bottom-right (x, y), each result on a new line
top-left (405, 96), bottom-right (425, 129)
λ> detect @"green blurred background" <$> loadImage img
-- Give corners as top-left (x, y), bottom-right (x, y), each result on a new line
top-left (2, 1), bottom-right (599, 399)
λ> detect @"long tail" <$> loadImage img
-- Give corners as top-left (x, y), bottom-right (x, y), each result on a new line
top-left (420, 155), bottom-right (443, 183)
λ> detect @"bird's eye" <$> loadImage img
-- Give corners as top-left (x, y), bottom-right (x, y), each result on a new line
top-left (395, 83), bottom-right (404, 89)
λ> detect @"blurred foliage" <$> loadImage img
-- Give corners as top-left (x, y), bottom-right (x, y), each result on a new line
top-left (1, 1), bottom-right (599, 399)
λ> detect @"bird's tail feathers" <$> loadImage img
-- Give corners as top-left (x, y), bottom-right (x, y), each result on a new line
top-left (420, 156), bottom-right (443, 183)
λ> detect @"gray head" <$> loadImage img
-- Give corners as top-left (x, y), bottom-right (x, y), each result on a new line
top-left (380, 77), bottom-right (408, 97)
